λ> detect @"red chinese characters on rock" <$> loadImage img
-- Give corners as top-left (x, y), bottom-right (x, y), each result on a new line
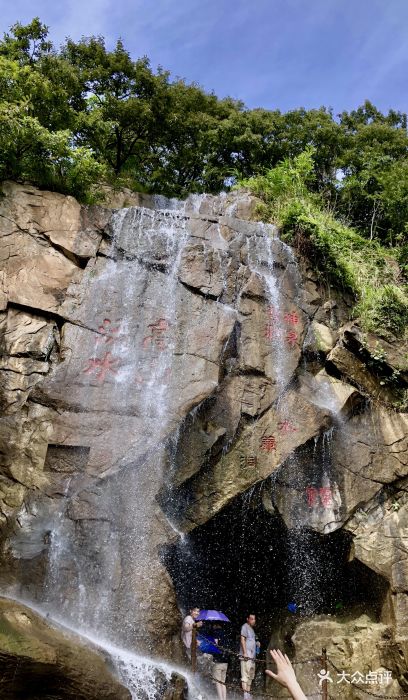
top-left (267, 306), bottom-right (279, 320)
top-left (319, 486), bottom-right (334, 507)
top-left (264, 306), bottom-right (281, 343)
top-left (142, 318), bottom-right (170, 351)
top-left (260, 435), bottom-right (277, 452)
top-left (306, 487), bottom-right (319, 507)
top-left (240, 454), bottom-right (258, 469)
top-left (286, 330), bottom-right (298, 347)
top-left (96, 318), bottom-right (121, 344)
top-left (283, 311), bottom-right (299, 326)
top-left (83, 315), bottom-right (122, 384)
top-left (264, 323), bottom-right (278, 341)
top-left (83, 315), bottom-right (172, 386)
top-left (284, 311), bottom-right (299, 348)
top-left (83, 352), bottom-right (118, 383)
top-left (306, 486), bottom-right (334, 508)
top-left (264, 306), bottom-right (277, 342)
top-left (264, 306), bottom-right (300, 348)
top-left (278, 420), bottom-right (298, 434)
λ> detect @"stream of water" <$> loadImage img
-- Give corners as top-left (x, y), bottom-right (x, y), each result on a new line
top-left (7, 196), bottom-right (341, 696)
top-left (3, 594), bottom-right (206, 700)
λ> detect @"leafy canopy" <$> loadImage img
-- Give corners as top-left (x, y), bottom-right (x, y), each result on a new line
top-left (0, 17), bottom-right (407, 248)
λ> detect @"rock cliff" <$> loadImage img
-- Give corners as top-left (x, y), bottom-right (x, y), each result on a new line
top-left (0, 180), bottom-right (407, 693)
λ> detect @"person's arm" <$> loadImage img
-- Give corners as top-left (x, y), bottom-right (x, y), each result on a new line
top-left (265, 649), bottom-right (307, 700)
top-left (183, 618), bottom-right (194, 633)
top-left (240, 634), bottom-right (247, 658)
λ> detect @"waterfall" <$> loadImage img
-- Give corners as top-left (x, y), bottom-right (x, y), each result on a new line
top-left (5, 593), bottom-right (205, 700)
top-left (5, 191), bottom-right (339, 697)
top-left (246, 227), bottom-right (294, 392)
top-left (39, 202), bottom-right (195, 643)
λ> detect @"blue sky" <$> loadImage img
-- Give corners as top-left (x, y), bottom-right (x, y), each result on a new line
top-left (2, 0), bottom-right (407, 114)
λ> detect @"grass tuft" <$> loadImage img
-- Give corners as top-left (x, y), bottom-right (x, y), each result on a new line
top-left (240, 150), bottom-right (408, 339)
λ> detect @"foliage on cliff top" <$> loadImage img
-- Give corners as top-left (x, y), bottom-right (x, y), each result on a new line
top-left (240, 149), bottom-right (408, 339)
top-left (0, 18), bottom-right (408, 248)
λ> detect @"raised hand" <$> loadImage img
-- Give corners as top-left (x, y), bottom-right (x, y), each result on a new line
top-left (265, 649), bottom-right (307, 700)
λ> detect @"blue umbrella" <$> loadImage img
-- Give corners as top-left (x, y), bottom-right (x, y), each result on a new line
top-left (196, 609), bottom-right (230, 622)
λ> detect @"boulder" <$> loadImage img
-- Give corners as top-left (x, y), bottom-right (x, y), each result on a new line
top-left (298, 369), bottom-right (360, 416)
top-left (0, 180), bottom-right (105, 259)
top-left (285, 614), bottom-right (401, 700)
top-left (303, 320), bottom-right (336, 354)
top-left (346, 486), bottom-right (408, 636)
top-left (0, 597), bottom-right (131, 699)
top-left (169, 388), bottom-right (331, 530)
top-left (341, 323), bottom-right (408, 384)
top-left (327, 345), bottom-right (397, 404)
top-left (332, 407), bottom-right (408, 523)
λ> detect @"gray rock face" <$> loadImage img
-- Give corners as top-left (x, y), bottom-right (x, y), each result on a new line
top-left (0, 180), bottom-right (408, 692)
top-left (286, 614), bottom-right (403, 700)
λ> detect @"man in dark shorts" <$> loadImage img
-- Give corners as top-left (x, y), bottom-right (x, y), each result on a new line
top-left (212, 622), bottom-right (230, 700)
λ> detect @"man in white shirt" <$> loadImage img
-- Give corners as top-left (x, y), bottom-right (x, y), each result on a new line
top-left (240, 613), bottom-right (257, 700)
top-left (181, 606), bottom-right (202, 659)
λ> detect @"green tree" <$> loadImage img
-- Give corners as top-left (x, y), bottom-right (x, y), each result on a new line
top-left (0, 17), bottom-right (52, 64)
top-left (147, 83), bottom-right (239, 195)
top-left (336, 101), bottom-right (408, 243)
top-left (1, 18), bottom-right (408, 238)
top-left (0, 22), bottom-right (105, 201)
top-left (62, 37), bottom-right (172, 180)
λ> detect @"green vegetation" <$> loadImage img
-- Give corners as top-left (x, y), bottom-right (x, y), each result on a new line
top-left (0, 18), bottom-right (408, 253)
top-left (241, 149), bottom-right (408, 339)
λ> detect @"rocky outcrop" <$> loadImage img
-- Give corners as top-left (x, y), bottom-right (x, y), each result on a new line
top-left (287, 614), bottom-right (405, 699)
top-left (166, 387), bottom-right (331, 530)
top-left (0, 180), bottom-right (407, 693)
top-left (346, 483), bottom-right (408, 641)
top-left (0, 597), bottom-right (131, 699)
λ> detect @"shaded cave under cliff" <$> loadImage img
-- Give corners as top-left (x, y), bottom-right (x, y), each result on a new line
top-left (162, 487), bottom-right (389, 651)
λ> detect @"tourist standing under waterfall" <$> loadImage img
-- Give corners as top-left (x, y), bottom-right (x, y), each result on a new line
top-left (240, 613), bottom-right (257, 700)
top-left (181, 606), bottom-right (202, 660)
top-left (212, 622), bottom-right (230, 700)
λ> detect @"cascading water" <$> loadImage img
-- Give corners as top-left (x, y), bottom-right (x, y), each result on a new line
top-left (164, 213), bottom-right (339, 636)
top-left (6, 593), bottom-right (205, 700)
top-left (8, 200), bottom-right (208, 696)
top-left (281, 428), bottom-right (341, 616)
top-left (245, 226), bottom-right (300, 393)
top-left (251, 238), bottom-right (352, 614)
top-left (241, 230), bottom-right (338, 615)
top-left (5, 191), bottom-right (343, 698)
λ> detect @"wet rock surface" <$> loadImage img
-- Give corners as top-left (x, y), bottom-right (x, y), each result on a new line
top-left (0, 180), bottom-right (407, 692)
top-left (0, 597), bottom-right (131, 699)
